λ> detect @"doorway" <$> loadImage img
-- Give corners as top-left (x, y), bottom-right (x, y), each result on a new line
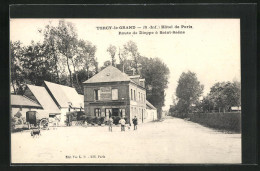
top-left (112, 108), bottom-right (119, 117)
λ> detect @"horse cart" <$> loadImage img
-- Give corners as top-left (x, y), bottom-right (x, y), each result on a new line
top-left (26, 111), bottom-right (49, 130)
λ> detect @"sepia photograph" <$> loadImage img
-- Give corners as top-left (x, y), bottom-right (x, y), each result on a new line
top-left (10, 18), bottom-right (241, 164)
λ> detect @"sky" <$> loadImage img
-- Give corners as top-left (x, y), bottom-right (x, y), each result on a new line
top-left (10, 19), bottom-right (240, 111)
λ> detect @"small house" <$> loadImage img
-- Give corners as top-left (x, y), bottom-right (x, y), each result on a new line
top-left (146, 100), bottom-right (157, 122)
top-left (11, 94), bottom-right (43, 118)
top-left (23, 84), bottom-right (61, 119)
top-left (43, 81), bottom-right (84, 126)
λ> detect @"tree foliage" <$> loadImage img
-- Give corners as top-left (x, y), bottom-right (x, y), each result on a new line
top-left (107, 45), bottom-right (117, 66)
top-left (175, 71), bottom-right (204, 116)
top-left (139, 57), bottom-right (170, 119)
top-left (10, 20), bottom-right (97, 94)
top-left (10, 41), bottom-right (25, 94)
top-left (206, 81), bottom-right (241, 113)
top-left (170, 80), bottom-right (241, 116)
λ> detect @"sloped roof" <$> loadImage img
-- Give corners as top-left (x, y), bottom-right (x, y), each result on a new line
top-left (11, 94), bottom-right (42, 108)
top-left (83, 65), bottom-right (131, 84)
top-left (26, 84), bottom-right (60, 113)
top-left (44, 81), bottom-right (83, 108)
top-left (146, 100), bottom-right (157, 110)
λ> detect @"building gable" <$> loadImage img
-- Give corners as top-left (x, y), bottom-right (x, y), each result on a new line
top-left (83, 66), bottom-right (131, 84)
top-left (25, 84), bottom-right (60, 113)
top-left (44, 81), bottom-right (83, 109)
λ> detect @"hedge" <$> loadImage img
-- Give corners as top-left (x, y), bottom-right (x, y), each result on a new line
top-left (187, 112), bottom-right (241, 133)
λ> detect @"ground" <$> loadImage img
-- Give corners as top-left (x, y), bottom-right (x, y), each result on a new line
top-left (11, 116), bottom-right (241, 164)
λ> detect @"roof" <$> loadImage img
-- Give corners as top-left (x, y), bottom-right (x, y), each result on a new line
top-left (44, 81), bottom-right (83, 108)
top-left (146, 100), bottom-right (157, 110)
top-left (26, 84), bottom-right (60, 113)
top-left (83, 65), bottom-right (131, 84)
top-left (11, 94), bottom-right (42, 108)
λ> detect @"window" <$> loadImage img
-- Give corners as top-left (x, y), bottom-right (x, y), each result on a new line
top-left (94, 108), bottom-right (101, 117)
top-left (138, 92), bottom-right (140, 101)
top-left (105, 109), bottom-right (112, 117)
top-left (131, 89), bottom-right (133, 100)
top-left (94, 89), bottom-right (100, 100)
top-left (112, 89), bottom-right (118, 100)
top-left (134, 90), bottom-right (136, 101)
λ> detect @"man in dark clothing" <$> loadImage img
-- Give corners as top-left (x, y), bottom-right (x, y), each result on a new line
top-left (132, 116), bottom-right (138, 130)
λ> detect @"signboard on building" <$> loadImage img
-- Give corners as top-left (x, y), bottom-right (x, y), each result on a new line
top-left (100, 87), bottom-right (111, 101)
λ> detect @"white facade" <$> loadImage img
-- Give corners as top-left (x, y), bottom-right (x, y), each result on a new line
top-left (145, 109), bottom-right (157, 123)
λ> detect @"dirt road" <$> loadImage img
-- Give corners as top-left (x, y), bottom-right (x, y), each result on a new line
top-left (11, 116), bottom-right (241, 164)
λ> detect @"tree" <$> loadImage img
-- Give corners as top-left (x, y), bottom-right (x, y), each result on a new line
top-left (199, 95), bottom-right (214, 113)
top-left (107, 45), bottom-right (117, 66)
top-left (100, 60), bottom-right (112, 70)
top-left (10, 41), bottom-right (25, 94)
top-left (123, 41), bottom-right (140, 74)
top-left (139, 57), bottom-right (170, 119)
top-left (40, 23), bottom-right (62, 83)
top-left (77, 39), bottom-right (97, 80)
top-left (208, 81), bottom-right (241, 113)
top-left (118, 47), bottom-right (128, 73)
top-left (22, 41), bottom-right (57, 86)
top-left (175, 71), bottom-right (204, 116)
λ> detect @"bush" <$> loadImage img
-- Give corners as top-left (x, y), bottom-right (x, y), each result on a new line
top-left (21, 117), bottom-right (26, 124)
top-left (11, 117), bottom-right (17, 129)
top-left (100, 117), bottom-right (105, 125)
top-left (14, 112), bottom-right (22, 118)
top-left (187, 112), bottom-right (241, 133)
top-left (93, 117), bottom-right (99, 125)
top-left (16, 118), bottom-right (23, 125)
top-left (76, 111), bottom-right (86, 120)
top-left (78, 114), bottom-right (87, 121)
top-left (86, 116), bottom-right (93, 124)
top-left (11, 116), bottom-right (26, 132)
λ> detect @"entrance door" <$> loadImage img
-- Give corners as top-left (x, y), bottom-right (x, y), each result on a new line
top-left (112, 108), bottom-right (119, 117)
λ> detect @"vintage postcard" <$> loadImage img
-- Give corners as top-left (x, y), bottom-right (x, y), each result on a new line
top-left (10, 18), bottom-right (241, 164)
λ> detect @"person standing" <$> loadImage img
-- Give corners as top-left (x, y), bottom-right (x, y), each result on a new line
top-left (119, 117), bottom-right (126, 131)
top-left (132, 116), bottom-right (138, 130)
top-left (108, 117), bottom-right (113, 132)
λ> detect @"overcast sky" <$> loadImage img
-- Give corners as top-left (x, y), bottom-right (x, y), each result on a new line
top-left (10, 19), bottom-right (240, 110)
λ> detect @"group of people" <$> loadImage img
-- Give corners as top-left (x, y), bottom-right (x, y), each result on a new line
top-left (108, 116), bottom-right (138, 132)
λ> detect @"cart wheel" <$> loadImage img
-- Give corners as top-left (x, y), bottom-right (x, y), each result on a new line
top-left (39, 119), bottom-right (49, 130)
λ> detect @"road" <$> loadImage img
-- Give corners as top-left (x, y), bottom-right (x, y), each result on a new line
top-left (11, 116), bottom-right (241, 164)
